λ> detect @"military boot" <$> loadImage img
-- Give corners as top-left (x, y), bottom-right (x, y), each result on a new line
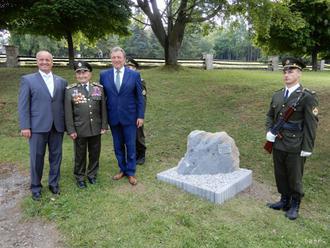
top-left (285, 196), bottom-right (300, 220)
top-left (267, 195), bottom-right (291, 211)
top-left (136, 151), bottom-right (145, 165)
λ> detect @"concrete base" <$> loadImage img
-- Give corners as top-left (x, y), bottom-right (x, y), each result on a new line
top-left (157, 167), bottom-right (252, 204)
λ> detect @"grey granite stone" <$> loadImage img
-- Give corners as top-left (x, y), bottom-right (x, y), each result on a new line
top-left (177, 130), bottom-right (239, 175)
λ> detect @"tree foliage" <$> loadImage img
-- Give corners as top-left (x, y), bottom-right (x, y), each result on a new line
top-left (135, 0), bottom-right (233, 66)
top-left (249, 0), bottom-right (330, 70)
top-left (2, 0), bottom-right (131, 65)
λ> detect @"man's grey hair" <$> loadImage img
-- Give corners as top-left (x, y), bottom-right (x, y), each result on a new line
top-left (36, 50), bottom-right (53, 60)
top-left (111, 47), bottom-right (126, 57)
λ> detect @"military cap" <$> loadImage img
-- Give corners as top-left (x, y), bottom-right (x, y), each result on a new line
top-left (282, 57), bottom-right (306, 71)
top-left (74, 61), bottom-right (92, 72)
top-left (126, 57), bottom-right (139, 68)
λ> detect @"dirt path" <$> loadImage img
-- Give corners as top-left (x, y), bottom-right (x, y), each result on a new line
top-left (0, 164), bottom-right (63, 248)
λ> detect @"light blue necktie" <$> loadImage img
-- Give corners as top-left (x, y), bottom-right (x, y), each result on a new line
top-left (115, 70), bottom-right (121, 92)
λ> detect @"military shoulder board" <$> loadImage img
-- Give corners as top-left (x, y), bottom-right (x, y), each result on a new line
top-left (92, 82), bottom-right (103, 87)
top-left (66, 83), bottom-right (77, 89)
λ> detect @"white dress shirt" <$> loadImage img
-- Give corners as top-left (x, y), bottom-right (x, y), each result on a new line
top-left (39, 70), bottom-right (54, 97)
top-left (285, 83), bottom-right (300, 98)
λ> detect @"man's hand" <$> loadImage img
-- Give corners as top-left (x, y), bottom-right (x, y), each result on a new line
top-left (300, 151), bottom-right (312, 157)
top-left (70, 132), bottom-right (78, 140)
top-left (136, 118), bottom-right (144, 128)
top-left (21, 129), bottom-right (31, 139)
top-left (100, 129), bottom-right (106, 134)
top-left (266, 131), bottom-right (276, 142)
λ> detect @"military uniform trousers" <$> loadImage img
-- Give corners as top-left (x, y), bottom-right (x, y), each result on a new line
top-left (74, 134), bottom-right (101, 182)
top-left (273, 148), bottom-right (306, 198)
top-left (136, 79), bottom-right (147, 159)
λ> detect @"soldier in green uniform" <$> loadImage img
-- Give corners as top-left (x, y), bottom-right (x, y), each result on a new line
top-left (265, 57), bottom-right (319, 220)
top-left (126, 57), bottom-right (147, 165)
top-left (65, 61), bottom-right (108, 188)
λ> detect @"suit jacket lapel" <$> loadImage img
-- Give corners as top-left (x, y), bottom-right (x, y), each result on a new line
top-left (108, 68), bottom-right (118, 93)
top-left (53, 75), bottom-right (59, 99)
top-left (120, 67), bottom-right (130, 93)
top-left (37, 72), bottom-right (52, 98)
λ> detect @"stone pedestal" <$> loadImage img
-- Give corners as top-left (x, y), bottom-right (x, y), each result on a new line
top-left (5, 46), bottom-right (18, 67)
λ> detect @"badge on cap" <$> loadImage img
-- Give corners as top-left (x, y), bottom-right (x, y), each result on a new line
top-left (285, 59), bottom-right (290, 65)
top-left (78, 62), bottom-right (82, 67)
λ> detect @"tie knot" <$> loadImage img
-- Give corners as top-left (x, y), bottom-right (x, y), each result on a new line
top-left (116, 69), bottom-right (120, 74)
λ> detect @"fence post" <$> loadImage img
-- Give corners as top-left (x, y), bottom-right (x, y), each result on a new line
top-left (268, 56), bottom-right (279, 71)
top-left (5, 45), bottom-right (19, 67)
top-left (204, 54), bottom-right (213, 70)
top-left (318, 60), bottom-right (325, 71)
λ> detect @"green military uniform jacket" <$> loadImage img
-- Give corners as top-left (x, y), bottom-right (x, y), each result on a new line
top-left (65, 82), bottom-right (108, 137)
top-left (141, 78), bottom-right (147, 111)
top-left (266, 85), bottom-right (318, 153)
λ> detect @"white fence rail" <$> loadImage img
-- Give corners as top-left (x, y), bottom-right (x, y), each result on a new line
top-left (0, 54), bottom-right (329, 70)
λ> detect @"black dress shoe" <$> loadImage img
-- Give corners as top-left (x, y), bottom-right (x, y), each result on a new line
top-left (49, 185), bottom-right (60, 195)
top-left (32, 192), bottom-right (41, 201)
top-left (77, 181), bottom-right (87, 189)
top-left (88, 177), bottom-right (96, 184)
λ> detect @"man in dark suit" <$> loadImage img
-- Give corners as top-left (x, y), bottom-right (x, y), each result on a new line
top-left (65, 61), bottom-right (108, 189)
top-left (126, 57), bottom-right (147, 165)
top-left (265, 57), bottom-right (318, 220)
top-left (18, 50), bottom-right (67, 200)
top-left (100, 47), bottom-right (144, 185)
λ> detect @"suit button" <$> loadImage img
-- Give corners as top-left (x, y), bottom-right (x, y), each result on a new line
top-left (91, 119), bottom-right (93, 121)
top-left (293, 134), bottom-right (296, 137)
top-left (90, 112), bottom-right (92, 114)
top-left (89, 105), bottom-right (91, 108)
top-left (280, 113), bottom-right (282, 116)
top-left (282, 105), bottom-right (285, 107)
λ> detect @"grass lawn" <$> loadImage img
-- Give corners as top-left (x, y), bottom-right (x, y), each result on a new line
top-left (0, 67), bottom-right (329, 247)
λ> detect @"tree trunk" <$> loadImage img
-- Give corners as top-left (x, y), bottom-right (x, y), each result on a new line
top-left (166, 44), bottom-right (179, 66)
top-left (66, 31), bottom-right (74, 67)
top-left (311, 48), bottom-right (318, 71)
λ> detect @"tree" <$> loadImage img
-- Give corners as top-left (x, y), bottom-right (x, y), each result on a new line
top-left (135, 0), bottom-right (232, 66)
top-left (1, 0), bottom-right (131, 65)
top-left (9, 32), bottom-right (67, 57)
top-left (213, 19), bottom-right (260, 61)
top-left (250, 0), bottom-right (330, 70)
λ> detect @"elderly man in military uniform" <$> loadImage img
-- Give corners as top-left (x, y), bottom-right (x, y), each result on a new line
top-left (65, 61), bottom-right (108, 188)
top-left (126, 57), bottom-right (147, 165)
top-left (265, 57), bottom-right (318, 220)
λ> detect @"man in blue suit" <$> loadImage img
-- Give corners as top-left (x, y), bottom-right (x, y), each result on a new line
top-left (18, 51), bottom-right (67, 200)
top-left (100, 47), bottom-right (144, 185)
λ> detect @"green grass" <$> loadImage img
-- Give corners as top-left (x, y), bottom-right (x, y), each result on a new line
top-left (0, 67), bottom-right (329, 247)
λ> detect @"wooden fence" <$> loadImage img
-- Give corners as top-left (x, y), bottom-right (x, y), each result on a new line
top-left (1, 54), bottom-right (329, 70)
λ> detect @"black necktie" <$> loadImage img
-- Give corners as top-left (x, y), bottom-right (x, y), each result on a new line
top-left (284, 89), bottom-right (289, 100)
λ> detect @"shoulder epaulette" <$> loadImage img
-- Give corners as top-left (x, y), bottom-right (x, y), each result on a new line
top-left (275, 88), bottom-right (284, 92)
top-left (303, 88), bottom-right (316, 94)
top-left (66, 83), bottom-right (77, 89)
top-left (91, 82), bottom-right (103, 87)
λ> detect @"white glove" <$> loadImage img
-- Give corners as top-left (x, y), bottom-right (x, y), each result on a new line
top-left (300, 151), bottom-right (312, 157)
top-left (266, 131), bottom-right (276, 142)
